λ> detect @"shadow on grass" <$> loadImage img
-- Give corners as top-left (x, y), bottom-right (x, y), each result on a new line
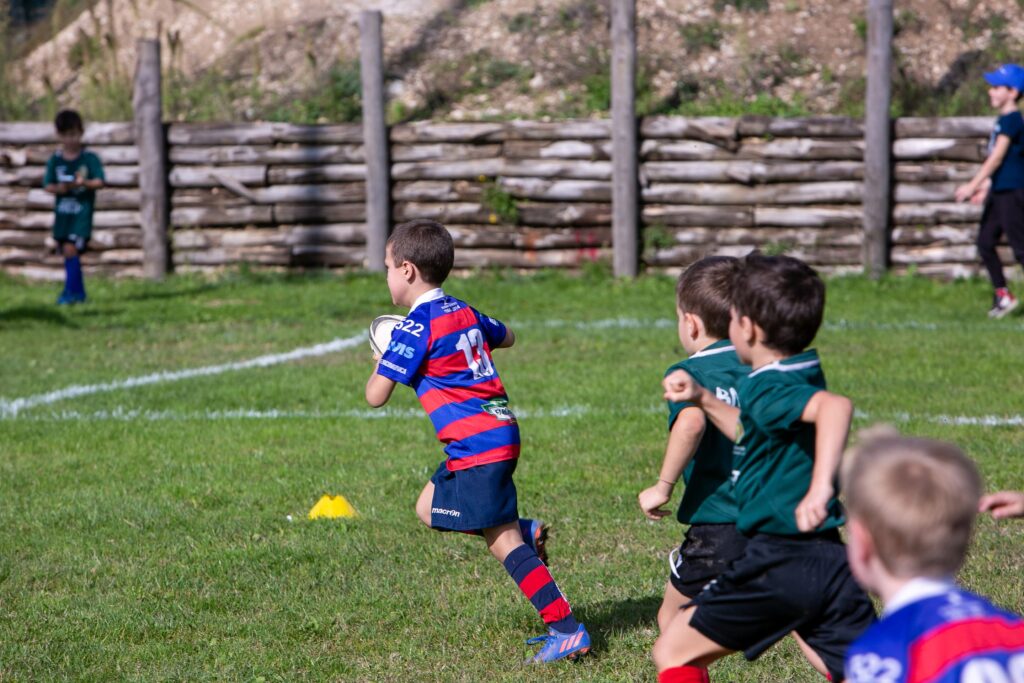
top-left (578, 595), bottom-right (661, 651)
top-left (120, 282), bottom-right (221, 302)
top-left (0, 305), bottom-right (78, 328)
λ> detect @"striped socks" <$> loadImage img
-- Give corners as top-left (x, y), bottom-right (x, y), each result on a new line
top-left (502, 544), bottom-right (578, 633)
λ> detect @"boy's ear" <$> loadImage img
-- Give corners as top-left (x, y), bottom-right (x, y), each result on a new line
top-left (683, 311), bottom-right (702, 340)
top-left (738, 315), bottom-right (758, 346)
top-left (845, 517), bottom-right (877, 588)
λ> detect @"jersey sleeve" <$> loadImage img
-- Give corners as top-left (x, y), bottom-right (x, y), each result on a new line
top-left (86, 152), bottom-right (106, 181)
top-left (999, 112), bottom-right (1024, 143)
top-left (43, 156), bottom-right (57, 187)
top-left (743, 376), bottom-right (821, 438)
top-left (472, 307), bottom-right (508, 348)
top-left (376, 313), bottom-right (430, 386)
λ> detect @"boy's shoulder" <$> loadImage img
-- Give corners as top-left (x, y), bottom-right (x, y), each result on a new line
top-left (667, 340), bottom-right (745, 376)
top-left (741, 349), bottom-right (823, 392)
top-left (849, 586), bottom-right (1024, 682)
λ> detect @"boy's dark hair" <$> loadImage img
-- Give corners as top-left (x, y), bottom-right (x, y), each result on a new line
top-left (676, 256), bottom-right (740, 339)
top-left (54, 109), bottom-right (84, 133)
top-left (730, 252), bottom-right (824, 356)
top-left (388, 219), bottom-right (454, 285)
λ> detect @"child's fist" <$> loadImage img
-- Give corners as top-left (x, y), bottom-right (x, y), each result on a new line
top-left (663, 369), bottom-right (701, 403)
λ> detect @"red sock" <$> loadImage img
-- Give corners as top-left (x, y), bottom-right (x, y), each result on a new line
top-left (659, 665), bottom-right (708, 683)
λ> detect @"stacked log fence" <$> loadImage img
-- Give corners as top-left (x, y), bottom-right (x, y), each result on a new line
top-left (0, 116), bottom-right (1005, 279)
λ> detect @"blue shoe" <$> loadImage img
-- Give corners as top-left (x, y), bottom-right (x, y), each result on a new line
top-left (56, 291), bottom-right (74, 305)
top-left (522, 518), bottom-right (549, 565)
top-left (526, 624), bottom-right (591, 663)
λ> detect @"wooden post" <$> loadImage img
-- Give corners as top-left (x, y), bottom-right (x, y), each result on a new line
top-left (611, 0), bottom-right (638, 278)
top-left (863, 0), bottom-right (893, 279)
top-left (360, 10), bottom-right (389, 272)
top-left (132, 38), bottom-right (168, 280)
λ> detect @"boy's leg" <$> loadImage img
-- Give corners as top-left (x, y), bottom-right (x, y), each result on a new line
top-left (658, 580), bottom-right (691, 634)
top-left (652, 605), bottom-right (732, 680)
top-left (977, 200), bottom-right (1008, 289)
top-left (60, 241), bottom-right (86, 303)
top-left (792, 632), bottom-right (829, 679)
top-left (414, 480), bottom-right (434, 527)
top-left (485, 522), bottom-right (590, 661)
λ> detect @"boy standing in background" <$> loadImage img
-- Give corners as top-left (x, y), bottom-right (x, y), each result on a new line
top-left (43, 109), bottom-right (105, 305)
top-left (955, 64), bottom-right (1024, 318)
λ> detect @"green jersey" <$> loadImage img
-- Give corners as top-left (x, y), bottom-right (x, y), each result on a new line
top-left (43, 149), bottom-right (105, 241)
top-left (666, 339), bottom-right (749, 525)
top-left (732, 349), bottom-right (844, 536)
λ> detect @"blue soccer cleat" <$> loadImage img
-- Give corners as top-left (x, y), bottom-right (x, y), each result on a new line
top-left (526, 624), bottom-right (591, 663)
top-left (521, 518), bottom-right (549, 565)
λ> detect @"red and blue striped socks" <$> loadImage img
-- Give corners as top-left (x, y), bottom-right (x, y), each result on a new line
top-left (502, 544), bottom-right (578, 633)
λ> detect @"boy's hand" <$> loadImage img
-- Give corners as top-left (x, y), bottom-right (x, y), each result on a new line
top-left (638, 481), bottom-right (675, 521)
top-left (979, 490), bottom-right (1024, 520)
top-left (795, 484), bottom-right (833, 532)
top-left (954, 183), bottom-right (974, 203)
top-left (663, 369), bottom-right (703, 404)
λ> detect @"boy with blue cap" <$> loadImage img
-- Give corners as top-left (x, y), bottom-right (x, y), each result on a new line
top-left (955, 63), bottom-right (1024, 318)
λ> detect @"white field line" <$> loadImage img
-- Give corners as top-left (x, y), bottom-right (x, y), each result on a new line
top-left (3, 315), bottom-right (1021, 420)
top-left (0, 333), bottom-right (365, 418)
top-left (516, 317), bottom-right (1024, 332)
top-left (6, 404), bottom-right (1024, 428)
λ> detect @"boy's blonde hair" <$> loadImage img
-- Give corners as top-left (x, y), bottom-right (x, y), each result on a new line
top-left (842, 433), bottom-right (981, 578)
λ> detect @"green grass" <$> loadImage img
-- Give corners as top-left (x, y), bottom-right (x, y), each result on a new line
top-left (1, 270), bottom-right (1023, 681)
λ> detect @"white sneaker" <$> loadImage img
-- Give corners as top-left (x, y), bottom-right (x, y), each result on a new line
top-left (989, 291), bottom-right (1019, 319)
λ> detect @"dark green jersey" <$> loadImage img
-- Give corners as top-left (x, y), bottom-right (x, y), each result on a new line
top-left (732, 349), bottom-right (844, 536)
top-left (666, 339), bottom-right (749, 525)
top-left (43, 149), bottom-right (105, 241)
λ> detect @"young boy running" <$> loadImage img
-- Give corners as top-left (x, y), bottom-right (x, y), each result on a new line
top-left (843, 434), bottom-right (1024, 682)
top-left (638, 256), bottom-right (750, 633)
top-left (955, 63), bottom-right (1024, 318)
top-left (653, 253), bottom-right (875, 683)
top-left (364, 219), bottom-right (590, 663)
top-left (42, 109), bottom-right (105, 305)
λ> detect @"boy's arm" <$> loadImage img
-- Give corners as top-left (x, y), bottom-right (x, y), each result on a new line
top-left (795, 389), bottom-right (853, 533)
top-left (955, 135), bottom-right (1011, 202)
top-left (495, 326), bottom-right (515, 349)
top-left (365, 363), bottom-right (397, 407)
top-left (663, 369), bottom-right (740, 441)
top-left (638, 407), bottom-right (705, 520)
top-left (979, 490), bottom-right (1024, 519)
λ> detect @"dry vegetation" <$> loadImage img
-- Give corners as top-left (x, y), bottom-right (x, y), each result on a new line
top-left (4, 0), bottom-right (1024, 121)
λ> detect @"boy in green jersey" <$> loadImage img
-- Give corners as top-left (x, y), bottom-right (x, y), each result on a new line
top-left (651, 253), bottom-right (874, 683)
top-left (43, 109), bottom-right (105, 305)
top-left (638, 256), bottom-right (750, 634)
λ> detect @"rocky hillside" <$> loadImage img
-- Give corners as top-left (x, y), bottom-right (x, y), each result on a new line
top-left (7, 0), bottom-right (1024, 121)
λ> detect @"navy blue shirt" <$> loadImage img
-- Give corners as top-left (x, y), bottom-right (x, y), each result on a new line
top-left (989, 111), bottom-right (1024, 191)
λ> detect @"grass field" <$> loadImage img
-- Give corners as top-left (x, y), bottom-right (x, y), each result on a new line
top-left (2, 268), bottom-right (1023, 682)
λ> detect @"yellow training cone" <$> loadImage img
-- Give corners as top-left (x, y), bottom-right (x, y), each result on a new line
top-left (308, 494), bottom-right (358, 519)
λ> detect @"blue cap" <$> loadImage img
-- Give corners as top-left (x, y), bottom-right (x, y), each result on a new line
top-left (984, 63), bottom-right (1024, 91)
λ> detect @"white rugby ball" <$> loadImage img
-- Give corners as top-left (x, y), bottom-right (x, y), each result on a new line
top-left (369, 314), bottom-right (406, 356)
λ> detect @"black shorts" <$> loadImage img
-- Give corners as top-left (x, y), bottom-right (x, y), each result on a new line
top-left (668, 523), bottom-right (748, 598)
top-left (428, 458), bottom-right (519, 532)
top-left (689, 530), bottom-right (876, 682)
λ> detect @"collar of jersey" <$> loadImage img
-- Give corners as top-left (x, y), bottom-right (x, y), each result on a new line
top-left (689, 339), bottom-right (735, 359)
top-left (884, 576), bottom-right (956, 617)
top-left (410, 288), bottom-right (445, 313)
top-left (748, 349), bottom-right (820, 377)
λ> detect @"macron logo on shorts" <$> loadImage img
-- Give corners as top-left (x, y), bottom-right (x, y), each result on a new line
top-left (432, 507), bottom-right (461, 518)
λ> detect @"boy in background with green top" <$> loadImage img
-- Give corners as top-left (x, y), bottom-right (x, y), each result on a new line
top-left (43, 109), bottom-right (105, 305)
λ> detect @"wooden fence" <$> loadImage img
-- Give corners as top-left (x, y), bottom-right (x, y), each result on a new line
top-left (0, 115), bottom-right (1004, 280)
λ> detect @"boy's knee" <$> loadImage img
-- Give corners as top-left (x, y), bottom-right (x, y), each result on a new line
top-left (414, 501), bottom-right (432, 527)
top-left (62, 242), bottom-right (78, 258)
top-left (652, 633), bottom-right (686, 671)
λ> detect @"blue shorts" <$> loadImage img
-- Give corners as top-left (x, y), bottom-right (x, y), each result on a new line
top-left (429, 458), bottom-right (519, 532)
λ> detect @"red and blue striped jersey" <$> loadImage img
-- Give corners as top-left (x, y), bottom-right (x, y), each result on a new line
top-left (845, 585), bottom-right (1024, 683)
top-left (375, 293), bottom-right (520, 471)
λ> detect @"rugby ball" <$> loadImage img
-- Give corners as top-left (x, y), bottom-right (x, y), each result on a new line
top-left (369, 314), bottom-right (406, 356)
